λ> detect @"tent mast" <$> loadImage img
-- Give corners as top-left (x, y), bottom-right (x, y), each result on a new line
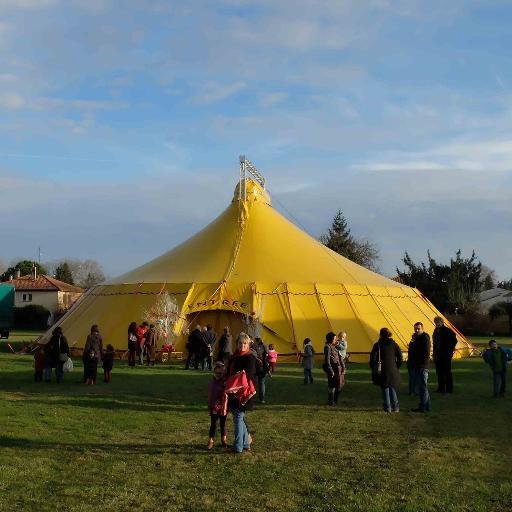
top-left (239, 155), bottom-right (266, 202)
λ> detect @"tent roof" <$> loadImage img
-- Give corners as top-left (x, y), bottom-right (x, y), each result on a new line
top-left (112, 179), bottom-right (401, 288)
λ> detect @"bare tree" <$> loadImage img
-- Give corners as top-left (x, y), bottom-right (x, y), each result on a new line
top-left (141, 293), bottom-right (180, 346)
top-left (45, 258), bottom-right (106, 288)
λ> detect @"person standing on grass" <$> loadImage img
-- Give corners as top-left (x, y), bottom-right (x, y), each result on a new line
top-left (128, 322), bottom-right (138, 367)
top-left (102, 344), bottom-right (115, 383)
top-left (336, 331), bottom-right (348, 363)
top-left (203, 324), bottom-right (217, 371)
top-left (433, 316), bottom-right (457, 393)
top-left (44, 326), bottom-right (70, 384)
top-left (34, 346), bottom-right (45, 382)
top-left (267, 344), bottom-right (278, 374)
top-left (217, 326), bottom-right (233, 364)
top-left (407, 334), bottom-right (418, 396)
top-left (83, 325), bottom-right (103, 382)
top-left (84, 348), bottom-right (98, 385)
top-left (185, 324), bottom-right (203, 370)
top-left (145, 324), bottom-right (156, 367)
top-left (254, 337), bottom-right (269, 403)
top-left (482, 340), bottom-right (512, 397)
top-left (323, 332), bottom-right (344, 406)
top-left (410, 322), bottom-right (431, 413)
top-left (207, 362), bottom-right (228, 450)
top-left (136, 321), bottom-right (149, 365)
top-left (370, 328), bottom-right (402, 413)
top-left (302, 338), bottom-right (315, 384)
top-left (226, 333), bottom-right (258, 454)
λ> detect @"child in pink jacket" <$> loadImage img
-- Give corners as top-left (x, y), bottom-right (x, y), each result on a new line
top-left (267, 344), bottom-right (278, 374)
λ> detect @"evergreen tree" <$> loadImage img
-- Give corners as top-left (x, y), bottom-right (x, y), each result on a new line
top-left (55, 262), bottom-right (74, 285)
top-left (497, 279), bottom-right (512, 291)
top-left (320, 210), bottom-right (379, 271)
top-left (397, 250), bottom-right (483, 313)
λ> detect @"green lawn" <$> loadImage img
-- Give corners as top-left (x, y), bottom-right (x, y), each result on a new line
top-left (0, 355), bottom-right (510, 512)
top-left (469, 335), bottom-right (512, 348)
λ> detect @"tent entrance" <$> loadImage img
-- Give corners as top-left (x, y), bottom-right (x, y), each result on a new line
top-left (185, 309), bottom-right (246, 340)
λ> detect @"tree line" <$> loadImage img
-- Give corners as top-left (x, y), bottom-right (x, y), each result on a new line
top-left (0, 258), bottom-right (105, 289)
top-left (320, 210), bottom-right (511, 318)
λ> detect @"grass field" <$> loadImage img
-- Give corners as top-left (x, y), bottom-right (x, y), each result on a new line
top-left (0, 354), bottom-right (510, 512)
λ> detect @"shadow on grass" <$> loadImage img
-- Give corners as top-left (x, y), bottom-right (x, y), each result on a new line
top-left (0, 435), bottom-right (207, 455)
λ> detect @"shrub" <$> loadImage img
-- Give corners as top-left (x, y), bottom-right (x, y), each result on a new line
top-left (13, 305), bottom-right (50, 330)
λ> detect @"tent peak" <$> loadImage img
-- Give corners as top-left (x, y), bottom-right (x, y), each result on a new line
top-left (233, 178), bottom-right (271, 206)
top-left (234, 156), bottom-right (271, 206)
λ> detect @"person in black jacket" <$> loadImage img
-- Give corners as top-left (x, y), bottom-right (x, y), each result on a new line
top-left (369, 328), bottom-right (403, 413)
top-left (44, 326), bottom-right (70, 383)
top-left (433, 316), bottom-right (457, 393)
top-left (410, 322), bottom-right (431, 412)
top-left (185, 325), bottom-right (203, 370)
top-left (323, 332), bottom-right (344, 406)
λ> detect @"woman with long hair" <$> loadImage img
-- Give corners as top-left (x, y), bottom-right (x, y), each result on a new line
top-left (127, 321), bottom-right (138, 367)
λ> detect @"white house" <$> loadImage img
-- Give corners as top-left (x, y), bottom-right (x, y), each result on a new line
top-left (6, 274), bottom-right (84, 314)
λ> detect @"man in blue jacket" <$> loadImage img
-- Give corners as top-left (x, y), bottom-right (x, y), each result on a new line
top-left (482, 340), bottom-right (512, 397)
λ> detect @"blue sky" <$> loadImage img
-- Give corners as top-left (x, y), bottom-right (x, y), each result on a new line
top-left (1, 0), bottom-right (512, 280)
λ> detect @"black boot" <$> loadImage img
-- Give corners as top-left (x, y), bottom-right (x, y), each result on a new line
top-left (334, 389), bottom-right (340, 405)
top-left (327, 390), bottom-right (335, 406)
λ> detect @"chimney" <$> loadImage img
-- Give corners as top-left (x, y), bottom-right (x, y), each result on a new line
top-left (33, 264), bottom-right (37, 280)
top-left (15, 268), bottom-right (21, 279)
top-left (9, 275), bottom-right (13, 281)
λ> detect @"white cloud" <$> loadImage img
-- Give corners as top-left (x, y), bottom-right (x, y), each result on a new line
top-left (229, 16), bottom-right (353, 51)
top-left (190, 81), bottom-right (246, 105)
top-left (34, 97), bottom-right (128, 111)
top-left (0, 73), bottom-right (17, 83)
top-left (259, 92), bottom-right (288, 108)
top-left (0, 92), bottom-right (25, 109)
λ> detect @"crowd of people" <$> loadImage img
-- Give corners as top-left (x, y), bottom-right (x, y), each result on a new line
top-left (32, 315), bottom-right (510, 454)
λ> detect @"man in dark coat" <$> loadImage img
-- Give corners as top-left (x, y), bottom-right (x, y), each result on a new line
top-left (217, 327), bottom-right (232, 364)
top-left (185, 325), bottom-right (204, 370)
top-left (203, 324), bottom-right (217, 371)
top-left (433, 316), bottom-right (457, 393)
top-left (410, 322), bottom-right (431, 412)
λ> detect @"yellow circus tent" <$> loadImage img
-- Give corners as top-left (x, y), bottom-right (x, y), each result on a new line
top-left (40, 164), bottom-right (473, 362)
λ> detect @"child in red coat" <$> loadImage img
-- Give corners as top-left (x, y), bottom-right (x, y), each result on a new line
top-left (34, 347), bottom-right (45, 382)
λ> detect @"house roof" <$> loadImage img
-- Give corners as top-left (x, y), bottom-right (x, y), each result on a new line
top-left (479, 287), bottom-right (512, 310)
top-left (3, 275), bottom-right (84, 293)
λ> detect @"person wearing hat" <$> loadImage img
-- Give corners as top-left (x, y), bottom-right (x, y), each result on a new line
top-left (369, 328), bottom-right (403, 413)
